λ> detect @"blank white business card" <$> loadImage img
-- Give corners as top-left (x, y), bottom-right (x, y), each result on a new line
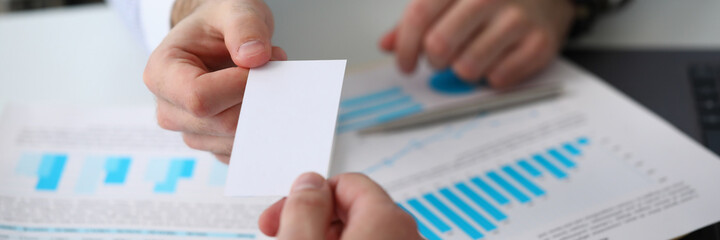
top-left (225, 60), bottom-right (347, 197)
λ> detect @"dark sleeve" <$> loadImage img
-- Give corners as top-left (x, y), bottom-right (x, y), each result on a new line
top-left (568, 0), bottom-right (633, 38)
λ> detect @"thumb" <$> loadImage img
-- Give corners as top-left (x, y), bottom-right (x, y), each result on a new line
top-left (218, 1), bottom-right (274, 68)
top-left (277, 172), bottom-right (334, 240)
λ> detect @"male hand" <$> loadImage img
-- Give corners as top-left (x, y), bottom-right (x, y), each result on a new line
top-left (143, 0), bottom-right (287, 163)
top-left (259, 172), bottom-right (423, 240)
top-left (380, 0), bottom-right (574, 88)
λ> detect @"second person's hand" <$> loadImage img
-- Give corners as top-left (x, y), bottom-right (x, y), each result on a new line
top-left (143, 0), bottom-right (287, 163)
top-left (259, 172), bottom-right (423, 240)
top-left (380, 0), bottom-right (574, 88)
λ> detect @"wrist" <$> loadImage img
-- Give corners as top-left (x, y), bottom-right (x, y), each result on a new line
top-left (171, 0), bottom-right (204, 27)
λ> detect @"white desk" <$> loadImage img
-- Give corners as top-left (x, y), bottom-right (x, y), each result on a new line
top-left (1, 0), bottom-right (719, 113)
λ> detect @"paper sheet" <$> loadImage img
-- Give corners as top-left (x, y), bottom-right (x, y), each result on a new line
top-left (0, 104), bottom-right (274, 239)
top-left (2, 59), bottom-right (720, 240)
top-left (331, 59), bottom-right (720, 239)
top-left (225, 60), bottom-right (347, 197)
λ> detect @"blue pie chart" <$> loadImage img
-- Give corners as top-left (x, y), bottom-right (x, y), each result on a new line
top-left (429, 69), bottom-right (485, 95)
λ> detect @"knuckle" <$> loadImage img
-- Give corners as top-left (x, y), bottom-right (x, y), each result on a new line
top-left (454, 62), bottom-right (478, 80)
top-left (423, 32), bottom-right (448, 57)
top-left (184, 87), bottom-right (211, 118)
top-left (502, 5), bottom-right (527, 28)
top-left (160, 47), bottom-right (187, 62)
top-left (143, 49), bottom-right (172, 94)
top-left (182, 134), bottom-right (203, 150)
top-left (156, 109), bottom-right (178, 131)
top-left (142, 64), bottom-right (154, 91)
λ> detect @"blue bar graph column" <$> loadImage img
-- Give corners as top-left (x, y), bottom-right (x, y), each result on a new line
top-left (563, 143), bottom-right (582, 156)
top-left (548, 148), bottom-right (576, 168)
top-left (338, 96), bottom-right (413, 122)
top-left (407, 198), bottom-right (451, 233)
top-left (455, 183), bottom-right (507, 221)
top-left (439, 188), bottom-right (496, 231)
top-left (470, 177), bottom-right (509, 205)
top-left (339, 87), bottom-right (402, 108)
top-left (398, 204), bottom-right (442, 240)
top-left (154, 159), bottom-right (195, 193)
top-left (577, 137), bottom-right (590, 145)
top-left (384, 137), bottom-right (591, 239)
top-left (36, 154), bottom-right (68, 191)
top-left (336, 86), bottom-right (427, 133)
top-left (533, 154), bottom-right (567, 179)
top-left (517, 159), bottom-right (542, 177)
top-left (502, 165), bottom-right (545, 197)
top-left (424, 193), bottom-right (484, 239)
top-left (104, 157), bottom-right (131, 184)
top-left (487, 171), bottom-right (530, 203)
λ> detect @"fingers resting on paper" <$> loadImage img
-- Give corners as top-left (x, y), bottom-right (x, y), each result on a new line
top-left (380, 0), bottom-right (574, 88)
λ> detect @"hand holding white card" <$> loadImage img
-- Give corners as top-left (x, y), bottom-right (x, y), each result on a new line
top-left (225, 60), bottom-right (347, 197)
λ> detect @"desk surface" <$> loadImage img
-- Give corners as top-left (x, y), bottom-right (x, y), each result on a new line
top-left (1, 0), bottom-right (720, 112)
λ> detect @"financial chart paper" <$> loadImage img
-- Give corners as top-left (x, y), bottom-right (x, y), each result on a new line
top-left (1, 59), bottom-right (719, 240)
top-left (332, 59), bottom-right (720, 240)
top-left (0, 105), bottom-right (275, 240)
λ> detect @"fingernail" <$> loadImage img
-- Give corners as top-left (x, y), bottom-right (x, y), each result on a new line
top-left (291, 173), bottom-right (324, 193)
top-left (238, 40), bottom-right (266, 58)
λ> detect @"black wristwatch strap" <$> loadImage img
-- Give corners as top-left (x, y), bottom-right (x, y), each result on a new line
top-left (568, 0), bottom-right (632, 38)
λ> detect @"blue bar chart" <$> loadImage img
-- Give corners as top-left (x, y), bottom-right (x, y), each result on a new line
top-left (399, 204), bottom-right (442, 240)
top-left (15, 153), bottom-right (216, 194)
top-left (501, 165), bottom-right (545, 197)
top-left (337, 70), bottom-right (487, 133)
top-left (533, 154), bottom-right (567, 179)
top-left (399, 137), bottom-right (587, 240)
top-left (337, 87), bottom-right (424, 133)
top-left (76, 156), bottom-right (132, 193)
top-left (517, 160), bottom-right (542, 177)
top-left (104, 157), bottom-right (131, 184)
top-left (147, 158), bottom-right (196, 194)
top-left (15, 153), bottom-right (68, 191)
top-left (36, 154), bottom-right (68, 191)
